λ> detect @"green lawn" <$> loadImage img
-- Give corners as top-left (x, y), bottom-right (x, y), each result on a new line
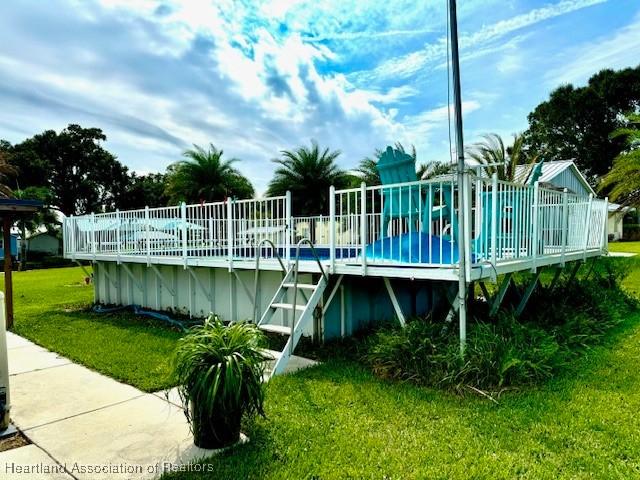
top-left (166, 320), bottom-right (640, 480)
top-left (2, 266), bottom-right (182, 391)
top-left (609, 240), bottom-right (640, 254)
top-left (5, 264), bottom-right (640, 478)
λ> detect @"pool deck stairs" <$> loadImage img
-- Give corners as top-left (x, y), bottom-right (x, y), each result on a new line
top-left (258, 269), bottom-right (328, 378)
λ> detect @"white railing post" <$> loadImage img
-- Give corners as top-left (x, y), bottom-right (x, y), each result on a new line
top-left (227, 198), bottom-right (234, 272)
top-left (464, 175), bottom-right (472, 281)
top-left (181, 202), bottom-right (188, 268)
top-left (91, 212), bottom-right (96, 260)
top-left (582, 193), bottom-right (594, 260)
top-left (285, 191), bottom-right (292, 267)
top-left (70, 215), bottom-right (76, 261)
top-left (560, 188), bottom-right (568, 266)
top-left (490, 174), bottom-right (498, 266)
top-left (145, 206), bottom-right (150, 266)
top-left (115, 210), bottom-right (121, 264)
top-left (603, 196), bottom-right (609, 254)
top-left (360, 182), bottom-right (367, 276)
top-left (329, 186), bottom-right (336, 274)
top-left (531, 182), bottom-right (539, 272)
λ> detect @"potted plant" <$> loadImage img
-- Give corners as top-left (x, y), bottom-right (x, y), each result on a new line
top-left (173, 315), bottom-right (268, 449)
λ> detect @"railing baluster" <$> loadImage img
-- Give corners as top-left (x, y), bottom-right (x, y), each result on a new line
top-left (360, 182), bottom-right (367, 275)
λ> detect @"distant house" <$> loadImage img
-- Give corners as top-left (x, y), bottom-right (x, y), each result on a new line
top-left (514, 159), bottom-right (595, 197)
top-left (607, 203), bottom-right (631, 241)
top-left (26, 232), bottom-right (61, 255)
top-left (514, 160), bottom-right (635, 240)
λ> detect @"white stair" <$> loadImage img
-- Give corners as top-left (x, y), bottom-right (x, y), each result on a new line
top-left (259, 324), bottom-right (292, 335)
top-left (258, 267), bottom-right (328, 379)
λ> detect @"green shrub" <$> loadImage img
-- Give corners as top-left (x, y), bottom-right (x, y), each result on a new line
top-left (365, 261), bottom-right (638, 392)
top-left (172, 316), bottom-right (269, 448)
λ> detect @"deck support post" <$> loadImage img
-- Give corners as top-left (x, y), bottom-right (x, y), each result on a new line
top-left (515, 270), bottom-right (542, 317)
top-left (445, 284), bottom-right (460, 324)
top-left (489, 272), bottom-right (512, 317)
top-left (187, 268), bottom-right (213, 304)
top-left (121, 263), bottom-right (143, 296)
top-left (208, 269), bottom-right (216, 316)
top-left (232, 270), bottom-right (255, 306)
top-left (478, 281), bottom-right (491, 303)
top-left (321, 274), bottom-right (344, 318)
top-left (75, 260), bottom-right (92, 281)
top-left (101, 263), bottom-right (119, 305)
top-left (148, 264), bottom-right (176, 301)
top-left (383, 277), bottom-right (406, 327)
top-left (547, 266), bottom-right (563, 294)
top-left (566, 261), bottom-right (581, 285)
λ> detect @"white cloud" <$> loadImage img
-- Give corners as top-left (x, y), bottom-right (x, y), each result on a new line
top-left (355, 0), bottom-right (608, 82)
top-left (401, 100), bottom-right (482, 162)
top-left (546, 13), bottom-right (640, 85)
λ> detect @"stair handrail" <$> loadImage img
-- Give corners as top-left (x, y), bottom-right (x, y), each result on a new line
top-left (253, 238), bottom-right (287, 322)
top-left (290, 238), bottom-right (327, 348)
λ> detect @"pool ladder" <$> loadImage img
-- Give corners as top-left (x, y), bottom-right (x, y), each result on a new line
top-left (253, 238), bottom-right (328, 379)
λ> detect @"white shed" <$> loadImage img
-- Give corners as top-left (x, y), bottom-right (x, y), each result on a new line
top-left (514, 160), bottom-right (595, 196)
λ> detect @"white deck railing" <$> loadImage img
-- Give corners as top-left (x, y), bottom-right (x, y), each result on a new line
top-left (64, 176), bottom-right (607, 273)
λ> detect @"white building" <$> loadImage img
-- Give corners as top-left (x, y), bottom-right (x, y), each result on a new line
top-left (515, 160), bottom-right (632, 240)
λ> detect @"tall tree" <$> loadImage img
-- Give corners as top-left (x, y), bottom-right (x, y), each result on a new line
top-left (466, 133), bottom-right (536, 182)
top-left (599, 113), bottom-right (640, 208)
top-left (0, 147), bottom-right (16, 197)
top-left (267, 141), bottom-right (349, 216)
top-left (165, 144), bottom-right (254, 204)
top-left (523, 65), bottom-right (640, 182)
top-left (5, 124), bottom-right (129, 215)
top-left (417, 161), bottom-right (454, 180)
top-left (117, 173), bottom-right (169, 209)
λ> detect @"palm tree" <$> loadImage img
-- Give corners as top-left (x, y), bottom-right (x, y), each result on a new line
top-left (0, 149), bottom-right (17, 197)
top-left (165, 144), bottom-right (254, 204)
top-left (466, 133), bottom-right (537, 182)
top-left (266, 141), bottom-right (349, 216)
top-left (599, 114), bottom-right (640, 208)
top-left (417, 161), bottom-right (454, 180)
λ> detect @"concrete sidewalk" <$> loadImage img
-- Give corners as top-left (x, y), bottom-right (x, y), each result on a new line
top-left (1, 332), bottom-right (214, 479)
top-left (1, 332), bottom-right (318, 479)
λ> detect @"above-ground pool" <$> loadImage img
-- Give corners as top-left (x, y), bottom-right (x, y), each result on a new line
top-left (227, 232), bottom-right (465, 264)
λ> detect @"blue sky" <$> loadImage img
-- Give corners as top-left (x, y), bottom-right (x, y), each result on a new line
top-left (1, 0), bottom-right (639, 193)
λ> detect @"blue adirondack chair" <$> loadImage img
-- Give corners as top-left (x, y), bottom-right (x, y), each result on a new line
top-left (453, 161), bottom-right (545, 257)
top-left (376, 146), bottom-right (422, 236)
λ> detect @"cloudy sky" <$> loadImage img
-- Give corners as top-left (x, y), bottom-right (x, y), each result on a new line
top-left (1, 0), bottom-right (639, 193)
